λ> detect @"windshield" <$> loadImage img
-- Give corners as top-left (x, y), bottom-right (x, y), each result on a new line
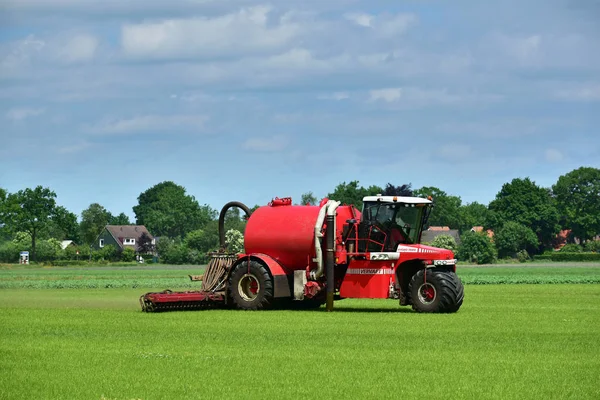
top-left (362, 201), bottom-right (426, 244)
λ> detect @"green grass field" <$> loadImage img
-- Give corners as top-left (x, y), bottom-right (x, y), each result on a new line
top-left (1, 265), bottom-right (600, 399)
top-left (1, 263), bottom-right (600, 288)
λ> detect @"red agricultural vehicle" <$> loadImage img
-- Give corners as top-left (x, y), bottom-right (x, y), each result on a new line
top-left (140, 195), bottom-right (464, 313)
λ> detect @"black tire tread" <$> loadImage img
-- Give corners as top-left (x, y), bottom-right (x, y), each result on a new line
top-left (228, 260), bottom-right (274, 310)
top-left (407, 268), bottom-right (464, 313)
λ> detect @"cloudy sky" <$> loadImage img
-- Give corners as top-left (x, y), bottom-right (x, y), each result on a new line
top-left (1, 0), bottom-right (599, 219)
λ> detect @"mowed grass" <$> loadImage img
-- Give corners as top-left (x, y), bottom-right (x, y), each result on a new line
top-left (1, 263), bottom-right (600, 288)
top-left (1, 285), bottom-right (599, 400)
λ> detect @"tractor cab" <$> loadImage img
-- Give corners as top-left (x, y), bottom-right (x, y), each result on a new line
top-left (356, 195), bottom-right (433, 252)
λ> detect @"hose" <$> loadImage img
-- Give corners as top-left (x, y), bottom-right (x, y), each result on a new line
top-left (218, 201), bottom-right (252, 251)
top-left (201, 254), bottom-right (237, 292)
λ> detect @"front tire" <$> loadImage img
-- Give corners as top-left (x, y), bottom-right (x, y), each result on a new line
top-left (408, 268), bottom-right (464, 313)
top-left (228, 260), bottom-right (274, 310)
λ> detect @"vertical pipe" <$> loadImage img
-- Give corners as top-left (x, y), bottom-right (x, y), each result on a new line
top-left (326, 214), bottom-right (335, 311)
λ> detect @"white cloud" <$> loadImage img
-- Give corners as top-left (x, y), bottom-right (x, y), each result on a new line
top-left (555, 84), bottom-right (600, 102)
top-left (344, 13), bottom-right (373, 28)
top-left (378, 13), bottom-right (417, 37)
top-left (58, 34), bottom-right (98, 63)
top-left (89, 115), bottom-right (209, 134)
top-left (545, 148), bottom-right (564, 163)
top-left (369, 88), bottom-right (402, 102)
top-left (317, 92), bottom-right (350, 101)
top-left (345, 12), bottom-right (416, 37)
top-left (121, 6), bottom-right (299, 59)
top-left (242, 135), bottom-right (289, 152)
top-left (0, 35), bottom-right (45, 73)
top-left (5, 107), bottom-right (45, 121)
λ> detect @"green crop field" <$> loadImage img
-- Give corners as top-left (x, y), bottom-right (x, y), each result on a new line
top-left (1, 265), bottom-right (600, 399)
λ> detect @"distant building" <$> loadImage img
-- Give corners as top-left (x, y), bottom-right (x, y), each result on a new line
top-left (60, 240), bottom-right (76, 250)
top-left (93, 225), bottom-right (154, 252)
top-left (471, 226), bottom-right (494, 239)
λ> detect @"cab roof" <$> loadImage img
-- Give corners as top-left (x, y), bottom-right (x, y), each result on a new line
top-left (362, 195), bottom-right (433, 205)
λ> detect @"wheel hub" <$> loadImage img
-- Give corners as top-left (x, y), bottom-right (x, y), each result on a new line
top-left (238, 273), bottom-right (260, 301)
top-left (417, 283), bottom-right (436, 304)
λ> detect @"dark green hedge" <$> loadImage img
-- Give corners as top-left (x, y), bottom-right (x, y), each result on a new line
top-left (534, 253), bottom-right (600, 262)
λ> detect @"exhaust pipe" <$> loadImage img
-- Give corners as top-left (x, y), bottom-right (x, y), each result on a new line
top-left (325, 202), bottom-right (339, 311)
top-left (310, 200), bottom-right (340, 280)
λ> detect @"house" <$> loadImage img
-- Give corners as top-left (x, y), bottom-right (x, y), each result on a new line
top-left (471, 226), bottom-right (494, 239)
top-left (93, 225), bottom-right (154, 253)
top-left (421, 226), bottom-right (461, 245)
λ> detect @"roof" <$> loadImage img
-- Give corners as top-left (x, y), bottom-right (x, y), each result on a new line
top-left (470, 226), bottom-right (494, 238)
top-left (60, 240), bottom-right (75, 250)
top-left (104, 225), bottom-right (153, 251)
top-left (428, 226), bottom-right (450, 231)
top-left (362, 195), bottom-right (432, 205)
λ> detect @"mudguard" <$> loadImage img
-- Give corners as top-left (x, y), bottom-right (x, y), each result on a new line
top-left (233, 253), bottom-right (292, 298)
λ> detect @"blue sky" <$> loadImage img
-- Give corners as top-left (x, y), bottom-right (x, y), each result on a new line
top-left (1, 0), bottom-right (599, 220)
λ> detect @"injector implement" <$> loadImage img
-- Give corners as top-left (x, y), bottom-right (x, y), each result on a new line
top-left (140, 194), bottom-right (464, 313)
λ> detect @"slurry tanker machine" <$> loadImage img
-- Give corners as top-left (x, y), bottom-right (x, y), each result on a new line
top-left (140, 195), bottom-right (464, 313)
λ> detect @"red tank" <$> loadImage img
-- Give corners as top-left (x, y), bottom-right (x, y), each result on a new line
top-left (244, 199), bottom-right (360, 273)
top-left (244, 203), bottom-right (320, 273)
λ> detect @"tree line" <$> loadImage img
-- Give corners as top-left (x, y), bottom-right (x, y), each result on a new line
top-left (0, 166), bottom-right (598, 264)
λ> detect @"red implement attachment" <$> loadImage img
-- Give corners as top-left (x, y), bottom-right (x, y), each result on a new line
top-left (139, 290), bottom-right (226, 312)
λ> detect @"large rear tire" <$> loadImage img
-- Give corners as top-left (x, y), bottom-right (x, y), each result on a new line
top-left (228, 260), bottom-right (274, 310)
top-left (408, 268), bottom-right (464, 313)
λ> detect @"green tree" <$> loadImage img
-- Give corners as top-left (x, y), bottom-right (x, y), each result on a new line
top-left (488, 178), bottom-right (560, 251)
top-left (0, 186), bottom-right (57, 261)
top-left (222, 207), bottom-right (247, 233)
top-left (299, 191), bottom-right (318, 206)
top-left (327, 181), bottom-right (383, 210)
top-left (80, 203), bottom-right (112, 245)
top-left (456, 231), bottom-right (497, 264)
top-left (459, 202), bottom-right (490, 233)
top-left (185, 228), bottom-right (219, 253)
top-left (552, 167), bottom-right (600, 243)
top-left (0, 187), bottom-right (10, 242)
top-left (133, 181), bottom-right (216, 238)
top-left (382, 183), bottom-right (413, 196)
top-left (48, 206), bottom-right (81, 243)
top-left (494, 221), bottom-right (539, 258)
top-left (413, 186), bottom-right (462, 229)
top-left (109, 212), bottom-right (131, 225)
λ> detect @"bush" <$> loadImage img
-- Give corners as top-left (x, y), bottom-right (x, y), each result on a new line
top-left (36, 239), bottom-right (62, 261)
top-left (549, 252), bottom-right (600, 262)
top-left (584, 240), bottom-right (600, 253)
top-left (516, 249), bottom-right (530, 263)
top-left (92, 245), bottom-right (119, 262)
top-left (185, 229), bottom-right (219, 253)
top-left (428, 234), bottom-right (458, 252)
top-left (494, 222), bottom-right (538, 258)
top-left (0, 241), bottom-right (19, 263)
top-left (456, 231), bottom-right (497, 264)
top-left (120, 248), bottom-right (136, 262)
top-left (560, 244), bottom-right (583, 253)
top-left (62, 245), bottom-right (89, 261)
top-left (48, 260), bottom-right (89, 266)
top-left (160, 243), bottom-right (189, 264)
